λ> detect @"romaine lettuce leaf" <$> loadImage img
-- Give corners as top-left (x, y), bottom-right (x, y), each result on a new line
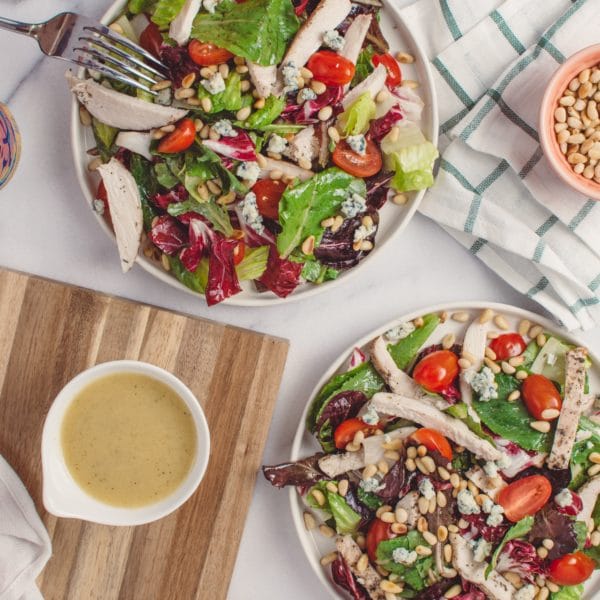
top-left (169, 255), bottom-right (208, 292)
top-left (337, 92), bottom-right (377, 136)
top-left (151, 0), bottom-right (186, 27)
top-left (242, 96), bottom-right (286, 130)
top-left (387, 313), bottom-right (440, 370)
top-left (551, 585), bottom-right (584, 600)
top-left (306, 482), bottom-right (361, 534)
top-left (168, 198), bottom-right (233, 237)
top-left (381, 123), bottom-right (438, 193)
top-left (197, 72), bottom-right (248, 113)
top-left (277, 168), bottom-right (366, 258)
top-left (154, 162), bottom-right (180, 189)
top-left (191, 0), bottom-right (299, 66)
top-left (129, 154), bottom-right (159, 230)
top-left (570, 416), bottom-right (600, 489)
top-left (351, 45), bottom-right (375, 88)
top-left (92, 118), bottom-right (117, 162)
top-left (235, 245), bottom-right (268, 280)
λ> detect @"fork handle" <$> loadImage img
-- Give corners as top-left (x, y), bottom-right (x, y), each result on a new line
top-left (0, 16), bottom-right (39, 38)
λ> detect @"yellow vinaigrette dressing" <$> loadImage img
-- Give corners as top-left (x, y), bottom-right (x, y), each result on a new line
top-left (61, 373), bottom-right (197, 507)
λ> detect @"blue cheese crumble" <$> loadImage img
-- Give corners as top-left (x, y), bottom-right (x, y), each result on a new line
top-left (341, 193), bottom-right (367, 219)
top-left (201, 72), bottom-right (226, 95)
top-left (457, 489), bottom-right (480, 515)
top-left (419, 478), bottom-right (435, 500)
top-left (236, 161), bottom-right (260, 185)
top-left (353, 221), bottom-right (376, 244)
top-left (464, 366), bottom-right (498, 401)
top-left (486, 504), bottom-right (504, 527)
top-left (93, 199), bottom-right (105, 215)
top-left (213, 119), bottom-right (236, 137)
top-left (386, 322), bottom-right (416, 342)
top-left (282, 61), bottom-right (300, 93)
top-left (203, 0), bottom-right (221, 12)
top-left (298, 88), bottom-right (317, 103)
top-left (323, 30), bottom-right (344, 51)
top-left (392, 547), bottom-right (417, 566)
top-left (481, 497), bottom-right (494, 514)
top-left (483, 461), bottom-right (499, 479)
top-left (240, 192), bottom-right (264, 235)
top-left (470, 538), bottom-right (492, 562)
top-left (555, 488), bottom-right (572, 507)
top-left (514, 584), bottom-right (537, 600)
top-left (361, 406), bottom-right (379, 426)
top-left (360, 477), bottom-right (383, 493)
top-left (347, 134), bottom-right (367, 156)
top-left (267, 134), bottom-right (288, 155)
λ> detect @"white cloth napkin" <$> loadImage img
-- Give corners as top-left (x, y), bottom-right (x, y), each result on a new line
top-left (399, 0), bottom-right (600, 330)
top-left (0, 455), bottom-right (51, 600)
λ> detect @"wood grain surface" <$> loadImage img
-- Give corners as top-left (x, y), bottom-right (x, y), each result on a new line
top-left (0, 268), bottom-right (289, 600)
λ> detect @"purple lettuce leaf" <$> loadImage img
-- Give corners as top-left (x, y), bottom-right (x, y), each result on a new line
top-left (366, 172), bottom-right (392, 210)
top-left (528, 505), bottom-right (579, 561)
top-left (152, 183), bottom-right (188, 211)
top-left (495, 540), bottom-right (545, 584)
top-left (315, 391), bottom-right (368, 436)
top-left (205, 235), bottom-right (242, 306)
top-left (159, 45), bottom-right (200, 89)
top-left (257, 245), bottom-right (303, 298)
top-left (370, 106), bottom-right (403, 142)
top-left (148, 215), bottom-right (188, 255)
top-left (281, 86), bottom-right (344, 124)
top-left (331, 557), bottom-right (369, 600)
top-left (262, 453), bottom-right (326, 489)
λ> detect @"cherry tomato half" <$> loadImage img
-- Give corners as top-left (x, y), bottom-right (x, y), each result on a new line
top-left (489, 333), bottom-right (527, 361)
top-left (332, 138), bottom-right (382, 178)
top-left (412, 350), bottom-right (459, 393)
top-left (188, 40), bottom-right (234, 66)
top-left (252, 179), bottom-right (287, 220)
top-left (307, 51), bottom-right (355, 86)
top-left (95, 180), bottom-right (112, 224)
top-left (157, 118), bottom-right (196, 154)
top-left (521, 374), bottom-right (562, 420)
top-left (334, 418), bottom-right (382, 450)
top-left (497, 475), bottom-right (552, 522)
top-left (139, 22), bottom-right (163, 58)
top-left (372, 53), bottom-right (402, 87)
top-left (233, 240), bottom-right (245, 265)
top-left (410, 428), bottom-right (453, 461)
top-left (366, 519), bottom-right (396, 562)
top-left (549, 552), bottom-right (595, 586)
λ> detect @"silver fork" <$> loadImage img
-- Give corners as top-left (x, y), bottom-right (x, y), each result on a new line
top-left (0, 12), bottom-right (168, 94)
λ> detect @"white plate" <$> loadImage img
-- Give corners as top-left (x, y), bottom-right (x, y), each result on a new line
top-left (289, 301), bottom-right (600, 599)
top-left (70, 0), bottom-right (439, 306)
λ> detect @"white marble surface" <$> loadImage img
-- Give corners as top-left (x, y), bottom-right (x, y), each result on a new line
top-left (1, 1), bottom-right (600, 599)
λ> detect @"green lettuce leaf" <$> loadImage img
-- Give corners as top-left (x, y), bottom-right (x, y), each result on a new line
top-left (551, 585), bottom-right (584, 600)
top-left (473, 373), bottom-right (552, 452)
top-left (242, 96), bottom-right (286, 130)
top-left (197, 72), bottom-right (248, 113)
top-left (387, 313), bottom-right (440, 370)
top-left (306, 361), bottom-right (384, 433)
top-left (357, 487), bottom-right (383, 510)
top-left (128, 0), bottom-right (156, 15)
top-left (301, 260), bottom-right (339, 284)
top-left (376, 532), bottom-right (433, 590)
top-left (306, 482), bottom-right (361, 534)
top-left (486, 516), bottom-right (534, 577)
top-left (351, 45), bottom-right (375, 87)
top-left (129, 154), bottom-right (159, 230)
top-left (381, 123), bottom-right (438, 193)
top-left (154, 162), bottom-right (180, 189)
top-left (276, 168), bottom-right (366, 258)
top-left (446, 402), bottom-right (494, 444)
top-left (191, 0), bottom-right (299, 66)
top-left (169, 256), bottom-right (208, 293)
top-left (338, 92), bottom-right (377, 136)
top-left (92, 118), bottom-right (117, 162)
top-left (151, 0), bottom-right (186, 27)
top-left (168, 198), bottom-right (233, 237)
top-left (570, 416), bottom-right (600, 489)
top-left (235, 246), bottom-right (268, 280)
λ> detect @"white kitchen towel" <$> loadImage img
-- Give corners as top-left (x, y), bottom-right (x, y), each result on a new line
top-left (0, 455), bottom-right (51, 600)
top-left (399, 0), bottom-right (600, 330)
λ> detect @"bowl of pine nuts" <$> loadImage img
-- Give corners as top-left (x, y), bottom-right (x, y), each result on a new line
top-left (540, 44), bottom-right (600, 200)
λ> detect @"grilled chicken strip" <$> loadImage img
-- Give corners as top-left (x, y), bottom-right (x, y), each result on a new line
top-left (336, 535), bottom-right (385, 600)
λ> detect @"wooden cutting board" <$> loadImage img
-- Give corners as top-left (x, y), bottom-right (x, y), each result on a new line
top-left (0, 268), bottom-right (289, 600)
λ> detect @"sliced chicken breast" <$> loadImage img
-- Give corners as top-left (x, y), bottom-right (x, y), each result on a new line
top-left (336, 535), bottom-right (385, 600)
top-left (578, 476), bottom-right (600, 524)
top-left (466, 466), bottom-right (506, 501)
top-left (286, 125), bottom-right (319, 165)
top-left (67, 72), bottom-right (188, 130)
top-left (369, 393), bottom-right (502, 461)
top-left (342, 64), bottom-right (387, 109)
top-left (247, 62), bottom-right (280, 98)
top-left (450, 534), bottom-right (516, 600)
top-left (115, 131), bottom-right (153, 160)
top-left (548, 347), bottom-right (588, 470)
top-left (282, 0), bottom-right (352, 69)
top-left (459, 317), bottom-right (489, 421)
top-left (258, 157), bottom-right (314, 181)
top-left (340, 14), bottom-right (373, 68)
top-left (369, 336), bottom-right (449, 410)
top-left (169, 0), bottom-right (200, 46)
top-left (395, 491), bottom-right (420, 528)
top-left (97, 158), bottom-right (143, 273)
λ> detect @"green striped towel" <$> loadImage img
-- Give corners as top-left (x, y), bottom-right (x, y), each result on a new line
top-left (399, 0), bottom-right (600, 330)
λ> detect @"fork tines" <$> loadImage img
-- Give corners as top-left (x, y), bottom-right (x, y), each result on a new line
top-left (75, 26), bottom-right (168, 94)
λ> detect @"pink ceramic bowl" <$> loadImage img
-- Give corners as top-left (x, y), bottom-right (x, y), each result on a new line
top-left (539, 44), bottom-right (600, 200)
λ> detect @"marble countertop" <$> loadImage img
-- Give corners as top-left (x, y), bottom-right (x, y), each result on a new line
top-left (2, 1), bottom-right (599, 598)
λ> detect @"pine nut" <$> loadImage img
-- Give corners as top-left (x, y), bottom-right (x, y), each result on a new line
top-left (319, 551), bottom-right (338, 566)
top-left (530, 420), bottom-right (551, 433)
top-left (421, 456), bottom-right (437, 473)
top-left (537, 546), bottom-right (548, 559)
top-left (381, 581), bottom-right (403, 594)
top-left (328, 126), bottom-right (340, 143)
top-left (484, 357), bottom-right (501, 374)
top-left (536, 333), bottom-right (547, 347)
top-left (591, 531), bottom-right (600, 546)
top-left (507, 390), bottom-right (521, 402)
top-left (378, 460), bottom-right (390, 475)
top-left (437, 491), bottom-right (447, 507)
top-left (219, 63), bottom-right (230, 79)
top-left (415, 545), bottom-right (432, 556)
top-left (448, 524), bottom-right (459, 533)
top-left (438, 466), bottom-right (451, 480)
top-left (395, 507), bottom-right (408, 523)
top-left (201, 97), bottom-right (212, 112)
top-left (417, 516), bottom-right (428, 532)
top-left (405, 458), bottom-right (416, 471)
top-left (384, 450), bottom-right (401, 461)
top-left (236, 106), bottom-right (252, 121)
top-left (363, 464), bottom-right (377, 480)
top-left (376, 89), bottom-right (390, 103)
top-left (450, 473), bottom-right (461, 488)
top-left (254, 98), bottom-right (266, 109)
top-left (458, 357), bottom-right (471, 370)
top-left (555, 107), bottom-right (567, 122)
top-left (326, 481), bottom-right (338, 494)
top-left (542, 538), bottom-right (555, 550)
top-left (319, 524), bottom-right (335, 538)
top-left (381, 511), bottom-right (396, 523)
top-left (406, 446), bottom-right (417, 459)
top-left (484, 346), bottom-right (497, 361)
top-left (338, 479), bottom-right (349, 496)
top-left (509, 355), bottom-right (524, 366)
top-left (479, 308), bottom-right (494, 323)
top-left (311, 489), bottom-right (326, 506)
top-left (445, 584), bottom-right (462, 598)
top-left (396, 51), bottom-right (415, 64)
top-left (423, 531), bottom-right (438, 545)
top-left (589, 452), bottom-right (600, 464)
top-left (303, 511), bottom-right (316, 530)
top-left (318, 106), bottom-right (333, 121)
top-left (589, 464), bottom-right (600, 477)
top-left (541, 408), bottom-right (560, 420)
top-left (462, 350), bottom-right (477, 363)
top-left (444, 543), bottom-right (453, 562)
top-left (208, 128), bottom-right (221, 141)
top-left (310, 80), bottom-right (327, 94)
top-left (428, 496), bottom-right (437, 513)
top-left (494, 314), bottom-right (509, 330)
top-left (376, 505), bottom-right (393, 519)
top-left (516, 370), bottom-right (528, 380)
top-left (538, 587), bottom-right (550, 600)
top-left (357, 553), bottom-right (369, 573)
top-left (161, 253), bottom-right (171, 271)
top-left (519, 319), bottom-right (531, 336)
top-left (452, 311), bottom-right (469, 322)
top-left (529, 324), bottom-right (543, 338)
top-left (391, 522), bottom-right (408, 535)
top-left (417, 445), bottom-right (428, 457)
top-left (418, 496), bottom-right (429, 514)
top-left (437, 525), bottom-right (449, 542)
top-left (442, 333), bottom-right (456, 349)
top-left (270, 169), bottom-right (283, 180)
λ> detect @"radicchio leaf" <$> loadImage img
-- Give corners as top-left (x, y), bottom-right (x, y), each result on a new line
top-left (262, 453), bottom-right (326, 489)
top-left (314, 212), bottom-right (378, 270)
top-left (202, 130), bottom-right (257, 162)
top-left (493, 437), bottom-right (546, 479)
top-left (160, 45), bottom-right (200, 88)
top-left (257, 245), bottom-right (302, 298)
top-left (315, 391), bottom-right (368, 436)
top-left (344, 485), bottom-right (375, 530)
top-left (148, 215), bottom-right (188, 255)
top-left (152, 183), bottom-right (189, 211)
top-left (370, 106), bottom-right (403, 142)
top-left (179, 217), bottom-right (212, 272)
top-left (461, 513), bottom-right (509, 544)
top-left (528, 505), bottom-right (579, 561)
top-left (282, 86), bottom-right (344, 124)
top-left (415, 579), bottom-right (457, 599)
top-left (455, 581), bottom-right (486, 600)
top-left (331, 557), bottom-right (368, 600)
top-left (205, 235), bottom-right (242, 306)
top-left (365, 172), bottom-right (392, 210)
top-left (554, 489), bottom-right (583, 516)
top-left (495, 540), bottom-right (544, 584)
top-left (376, 449), bottom-right (407, 503)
